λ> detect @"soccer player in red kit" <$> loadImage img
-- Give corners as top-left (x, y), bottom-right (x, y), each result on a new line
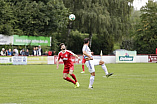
top-left (56, 43), bottom-right (80, 88)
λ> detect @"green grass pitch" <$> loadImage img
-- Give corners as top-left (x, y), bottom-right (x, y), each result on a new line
top-left (0, 63), bottom-right (157, 104)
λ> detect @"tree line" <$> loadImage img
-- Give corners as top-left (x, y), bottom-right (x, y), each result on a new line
top-left (0, 0), bottom-right (156, 54)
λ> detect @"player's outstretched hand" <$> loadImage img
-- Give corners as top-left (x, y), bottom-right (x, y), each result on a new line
top-left (56, 65), bottom-right (59, 69)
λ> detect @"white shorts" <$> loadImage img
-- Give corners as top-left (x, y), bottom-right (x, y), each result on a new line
top-left (85, 59), bottom-right (100, 73)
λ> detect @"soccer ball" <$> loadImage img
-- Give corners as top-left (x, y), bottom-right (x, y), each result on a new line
top-left (84, 56), bottom-right (89, 59)
top-left (69, 14), bottom-right (76, 21)
top-left (84, 56), bottom-right (92, 59)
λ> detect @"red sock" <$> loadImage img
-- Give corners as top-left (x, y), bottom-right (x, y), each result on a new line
top-left (82, 65), bottom-right (85, 71)
top-left (70, 74), bottom-right (77, 82)
top-left (65, 77), bottom-right (76, 84)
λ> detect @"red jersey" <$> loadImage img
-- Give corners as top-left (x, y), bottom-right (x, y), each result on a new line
top-left (58, 50), bottom-right (74, 68)
top-left (48, 51), bottom-right (52, 56)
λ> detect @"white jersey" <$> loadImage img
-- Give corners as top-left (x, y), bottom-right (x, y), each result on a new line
top-left (82, 44), bottom-right (92, 58)
top-left (82, 44), bottom-right (101, 73)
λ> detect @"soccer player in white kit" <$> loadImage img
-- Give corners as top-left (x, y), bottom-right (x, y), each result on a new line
top-left (82, 38), bottom-right (113, 89)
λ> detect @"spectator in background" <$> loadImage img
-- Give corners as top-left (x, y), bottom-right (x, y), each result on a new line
top-left (38, 45), bottom-right (42, 56)
top-left (43, 51), bottom-right (48, 56)
top-left (32, 47), bottom-right (36, 56)
top-left (36, 47), bottom-right (39, 56)
top-left (52, 51), bottom-right (56, 56)
top-left (21, 49), bottom-right (25, 56)
top-left (25, 49), bottom-right (29, 56)
top-left (48, 50), bottom-right (56, 56)
top-left (48, 49), bottom-right (52, 56)
top-left (5, 49), bottom-right (8, 56)
top-left (8, 49), bottom-right (12, 56)
top-left (12, 49), bottom-right (16, 56)
top-left (1, 48), bottom-right (6, 56)
top-left (14, 47), bottom-right (18, 56)
top-left (20, 49), bottom-right (23, 55)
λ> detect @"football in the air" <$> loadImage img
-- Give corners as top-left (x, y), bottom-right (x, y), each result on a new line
top-left (69, 14), bottom-right (76, 21)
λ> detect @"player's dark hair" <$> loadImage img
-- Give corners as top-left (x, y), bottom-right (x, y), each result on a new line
top-left (84, 38), bottom-right (89, 44)
top-left (59, 43), bottom-right (65, 48)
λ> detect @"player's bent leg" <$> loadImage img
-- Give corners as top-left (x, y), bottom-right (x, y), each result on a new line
top-left (99, 60), bottom-right (109, 75)
top-left (99, 60), bottom-right (104, 65)
top-left (89, 72), bottom-right (95, 89)
top-left (69, 70), bottom-right (77, 82)
top-left (101, 64), bottom-right (109, 75)
top-left (100, 62), bottom-right (114, 78)
top-left (63, 73), bottom-right (68, 79)
top-left (69, 69), bottom-right (74, 75)
top-left (63, 73), bottom-right (76, 85)
top-left (69, 70), bottom-right (80, 88)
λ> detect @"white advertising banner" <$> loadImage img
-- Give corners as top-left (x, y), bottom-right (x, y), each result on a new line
top-left (48, 56), bottom-right (54, 64)
top-left (136, 55), bottom-right (148, 63)
top-left (102, 56), bottom-right (116, 63)
top-left (0, 34), bottom-right (13, 45)
top-left (12, 56), bottom-right (27, 65)
top-left (116, 51), bottom-right (137, 63)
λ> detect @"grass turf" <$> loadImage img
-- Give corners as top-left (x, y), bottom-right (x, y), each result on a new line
top-left (0, 63), bottom-right (157, 104)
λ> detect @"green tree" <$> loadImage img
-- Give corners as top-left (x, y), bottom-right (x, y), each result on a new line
top-left (107, 0), bottom-right (133, 40)
top-left (64, 0), bottom-right (111, 47)
top-left (91, 34), bottom-right (114, 55)
top-left (133, 0), bottom-right (157, 54)
top-left (12, 0), bottom-right (69, 36)
top-left (120, 9), bottom-right (141, 50)
top-left (64, 0), bottom-right (133, 41)
top-left (63, 0), bottom-right (133, 54)
top-left (0, 0), bottom-right (15, 35)
top-left (67, 30), bottom-right (84, 54)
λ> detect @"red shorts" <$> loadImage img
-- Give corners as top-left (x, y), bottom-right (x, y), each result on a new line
top-left (82, 58), bottom-right (86, 64)
top-left (63, 66), bottom-right (74, 73)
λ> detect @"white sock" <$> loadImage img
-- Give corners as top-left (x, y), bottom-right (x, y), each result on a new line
top-left (89, 75), bottom-right (95, 87)
top-left (101, 64), bottom-right (109, 75)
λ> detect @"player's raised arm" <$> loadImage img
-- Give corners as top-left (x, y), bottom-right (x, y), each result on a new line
top-left (73, 54), bottom-right (80, 60)
top-left (56, 60), bottom-right (59, 69)
top-left (56, 52), bottom-right (61, 69)
top-left (67, 50), bottom-right (80, 60)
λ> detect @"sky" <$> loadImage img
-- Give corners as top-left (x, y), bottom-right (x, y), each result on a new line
top-left (133, 0), bottom-right (157, 10)
top-left (133, 0), bottom-right (148, 10)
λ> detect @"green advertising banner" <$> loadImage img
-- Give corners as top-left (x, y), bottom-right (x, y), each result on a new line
top-left (0, 56), bottom-right (12, 64)
top-left (13, 35), bottom-right (51, 46)
top-left (116, 51), bottom-right (137, 63)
